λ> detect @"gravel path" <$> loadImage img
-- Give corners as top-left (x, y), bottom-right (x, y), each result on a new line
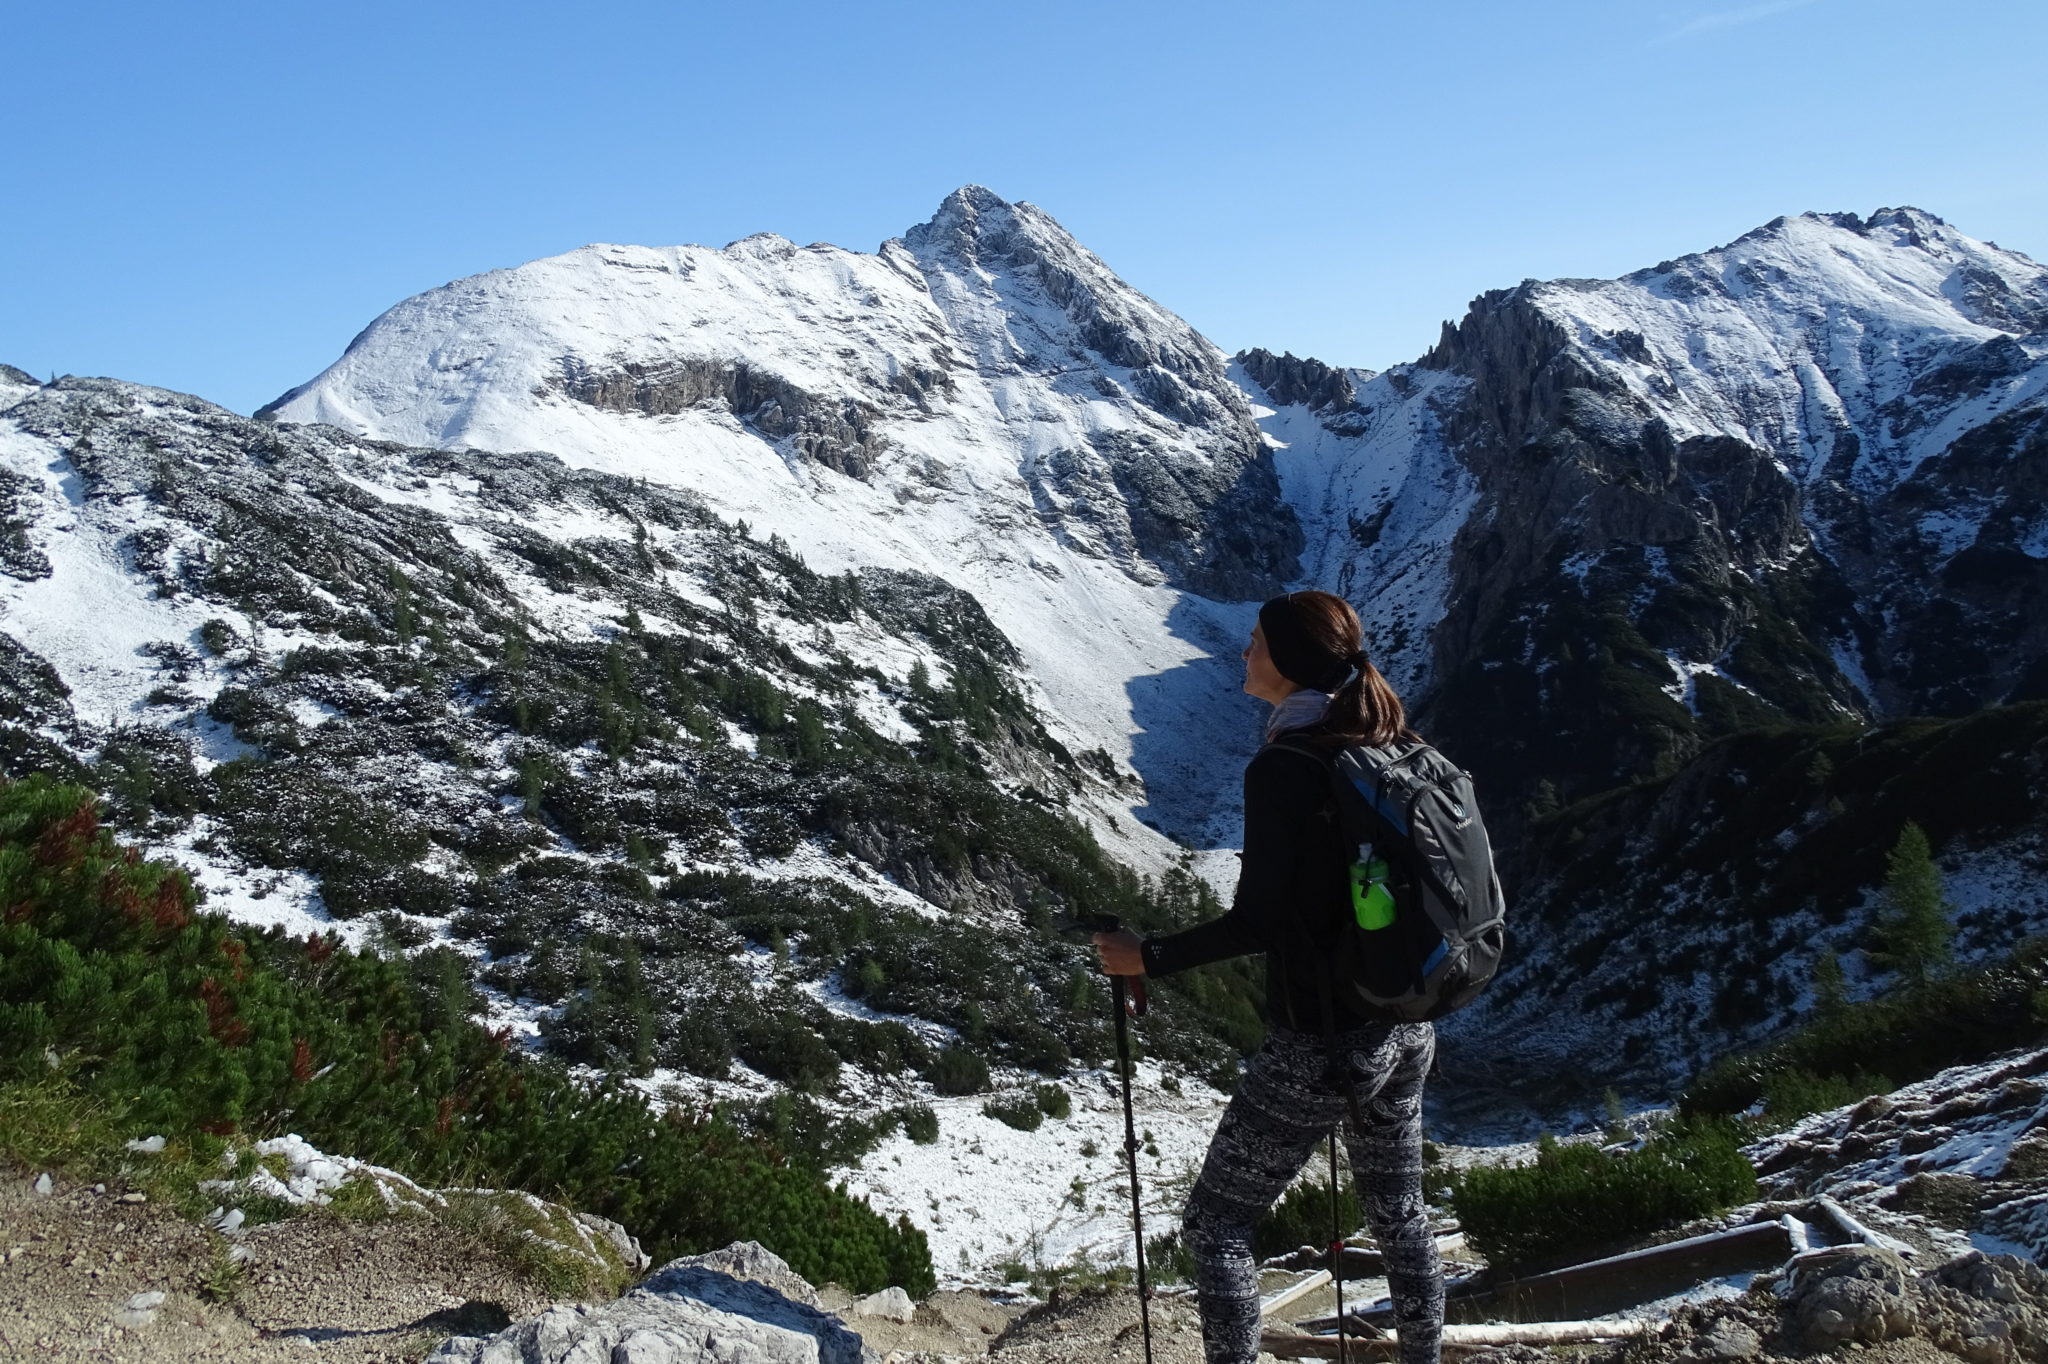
top-left (0, 1164), bottom-right (563, 1361)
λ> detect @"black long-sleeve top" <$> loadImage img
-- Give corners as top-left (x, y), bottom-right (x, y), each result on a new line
top-left (1139, 736), bottom-right (1375, 1032)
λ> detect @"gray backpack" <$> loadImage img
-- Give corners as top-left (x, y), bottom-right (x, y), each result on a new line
top-left (1269, 737), bottom-right (1508, 1022)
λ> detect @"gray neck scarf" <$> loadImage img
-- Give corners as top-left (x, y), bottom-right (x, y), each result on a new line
top-left (1265, 688), bottom-right (1331, 741)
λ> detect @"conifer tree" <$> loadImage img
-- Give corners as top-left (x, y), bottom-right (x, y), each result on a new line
top-left (1868, 822), bottom-right (1954, 984)
top-left (1811, 947), bottom-right (1848, 1016)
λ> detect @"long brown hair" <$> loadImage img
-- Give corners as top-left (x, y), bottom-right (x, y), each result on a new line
top-left (1286, 591), bottom-right (1417, 749)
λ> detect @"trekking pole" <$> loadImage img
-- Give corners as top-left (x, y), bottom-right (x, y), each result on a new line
top-left (1329, 1131), bottom-right (1348, 1364)
top-left (1057, 913), bottom-right (1154, 1364)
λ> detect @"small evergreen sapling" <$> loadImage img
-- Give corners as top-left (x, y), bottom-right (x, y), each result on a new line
top-left (1811, 948), bottom-right (1848, 1016)
top-left (1868, 822), bottom-right (1955, 985)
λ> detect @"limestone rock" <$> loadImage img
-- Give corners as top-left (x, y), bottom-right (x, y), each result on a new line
top-left (665, 1241), bottom-right (822, 1309)
top-left (574, 1209), bottom-right (652, 1275)
top-left (850, 1286), bottom-right (916, 1323)
top-left (426, 1241), bottom-right (872, 1364)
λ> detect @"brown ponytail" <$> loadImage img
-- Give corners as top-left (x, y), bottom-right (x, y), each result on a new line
top-left (1282, 590), bottom-right (1418, 749)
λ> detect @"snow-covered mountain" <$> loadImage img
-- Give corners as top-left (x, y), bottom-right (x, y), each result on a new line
top-left (266, 185), bottom-right (1304, 850)
top-left (1243, 207), bottom-right (2048, 821)
top-left (269, 196), bottom-right (2048, 851)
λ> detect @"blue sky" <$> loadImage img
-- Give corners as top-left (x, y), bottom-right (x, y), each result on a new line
top-left (3, 0), bottom-right (2043, 415)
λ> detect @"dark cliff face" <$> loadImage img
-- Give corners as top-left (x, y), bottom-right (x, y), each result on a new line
top-left (1311, 215), bottom-right (2048, 1111)
top-left (1372, 268), bottom-right (2048, 869)
top-left (1832, 395), bottom-right (2048, 715)
top-left (544, 355), bottom-right (935, 481)
top-left (1406, 287), bottom-right (1861, 848)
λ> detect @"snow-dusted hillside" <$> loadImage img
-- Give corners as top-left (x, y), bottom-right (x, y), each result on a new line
top-left (0, 373), bottom-right (1268, 1281)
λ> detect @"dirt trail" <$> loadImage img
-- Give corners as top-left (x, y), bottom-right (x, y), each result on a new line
top-left (0, 1165), bottom-right (556, 1361)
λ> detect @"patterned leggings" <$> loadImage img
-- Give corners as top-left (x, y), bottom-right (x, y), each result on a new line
top-left (1182, 1022), bottom-right (1442, 1364)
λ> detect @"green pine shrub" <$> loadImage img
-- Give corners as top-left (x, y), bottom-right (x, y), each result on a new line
top-left (1444, 1121), bottom-right (1756, 1272)
top-left (1254, 1173), bottom-right (1360, 1262)
top-left (898, 1104), bottom-right (939, 1144)
top-left (1758, 1067), bottom-right (1892, 1125)
top-left (1683, 937), bottom-right (2048, 1124)
top-left (925, 1045), bottom-right (990, 1096)
top-left (0, 775), bottom-right (933, 1296)
top-left (982, 1093), bottom-right (1043, 1131)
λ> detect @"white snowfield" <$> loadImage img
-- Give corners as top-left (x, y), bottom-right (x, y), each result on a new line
top-left (841, 1062), bottom-right (1230, 1289)
top-left (1236, 359), bottom-right (1476, 703)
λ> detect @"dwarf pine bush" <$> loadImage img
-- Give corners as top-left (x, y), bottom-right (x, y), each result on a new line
top-left (981, 1093), bottom-right (1043, 1131)
top-left (1444, 1122), bottom-right (1755, 1272)
top-left (0, 775), bottom-right (933, 1296)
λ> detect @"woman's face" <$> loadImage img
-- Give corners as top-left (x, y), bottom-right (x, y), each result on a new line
top-left (1242, 624), bottom-right (1297, 703)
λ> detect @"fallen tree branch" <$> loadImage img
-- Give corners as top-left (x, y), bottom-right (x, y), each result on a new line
top-left (1814, 1195), bottom-right (1917, 1258)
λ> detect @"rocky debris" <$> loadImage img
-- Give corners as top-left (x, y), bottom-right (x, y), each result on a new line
top-left (1780, 1246), bottom-right (2048, 1362)
top-left (1544, 1247), bottom-right (2048, 1364)
top-left (981, 1287), bottom-right (1204, 1363)
top-left (427, 1243), bottom-right (874, 1364)
top-left (1745, 1047), bottom-right (2048, 1256)
top-left (1786, 1245), bottom-right (1922, 1347)
top-left (1685, 1315), bottom-right (1762, 1360)
top-left (0, 1162), bottom-right (559, 1362)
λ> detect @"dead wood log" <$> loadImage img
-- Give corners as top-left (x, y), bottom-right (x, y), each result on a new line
top-left (1330, 1216), bottom-right (1794, 1327)
top-left (1813, 1194), bottom-right (1916, 1258)
top-left (1261, 1320), bottom-right (1661, 1360)
top-left (1261, 1269), bottom-right (1333, 1318)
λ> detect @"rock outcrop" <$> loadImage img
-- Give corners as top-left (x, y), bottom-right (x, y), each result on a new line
top-left (426, 1242), bottom-right (874, 1364)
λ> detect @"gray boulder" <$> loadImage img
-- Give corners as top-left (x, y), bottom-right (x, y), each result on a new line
top-left (427, 1241), bottom-right (873, 1364)
top-left (1786, 1245), bottom-right (1918, 1348)
top-left (848, 1286), bottom-right (915, 1323)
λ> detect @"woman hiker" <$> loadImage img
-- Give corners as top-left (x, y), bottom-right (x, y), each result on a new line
top-left (1094, 590), bottom-right (1445, 1364)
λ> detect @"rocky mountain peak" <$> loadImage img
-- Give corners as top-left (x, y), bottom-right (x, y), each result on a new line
top-left (1234, 348), bottom-right (1365, 413)
top-left (902, 186), bottom-right (1238, 396)
top-left (899, 183), bottom-right (1029, 264)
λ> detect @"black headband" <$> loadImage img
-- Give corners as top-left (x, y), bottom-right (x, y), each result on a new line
top-left (1258, 594), bottom-right (1361, 693)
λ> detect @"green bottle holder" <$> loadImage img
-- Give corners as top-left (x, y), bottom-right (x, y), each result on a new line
top-left (1349, 857), bottom-right (1396, 930)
